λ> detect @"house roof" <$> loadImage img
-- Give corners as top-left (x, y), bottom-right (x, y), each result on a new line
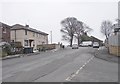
top-left (11, 24), bottom-right (48, 35)
top-left (81, 34), bottom-right (103, 42)
top-left (91, 36), bottom-right (103, 42)
top-left (0, 22), bottom-right (11, 28)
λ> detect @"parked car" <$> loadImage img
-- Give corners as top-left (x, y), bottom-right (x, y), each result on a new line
top-left (72, 44), bottom-right (79, 49)
top-left (93, 42), bottom-right (99, 48)
top-left (80, 41), bottom-right (92, 47)
top-left (81, 43), bottom-right (88, 47)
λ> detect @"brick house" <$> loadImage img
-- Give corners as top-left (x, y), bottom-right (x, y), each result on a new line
top-left (0, 22), bottom-right (11, 43)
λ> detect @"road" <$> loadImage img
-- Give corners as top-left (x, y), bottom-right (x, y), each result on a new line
top-left (2, 47), bottom-right (118, 82)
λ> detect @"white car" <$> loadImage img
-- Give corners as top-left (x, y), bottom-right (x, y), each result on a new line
top-left (80, 41), bottom-right (92, 47)
top-left (72, 44), bottom-right (79, 49)
top-left (93, 42), bottom-right (99, 48)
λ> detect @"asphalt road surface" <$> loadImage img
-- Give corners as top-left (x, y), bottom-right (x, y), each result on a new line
top-left (2, 47), bottom-right (118, 82)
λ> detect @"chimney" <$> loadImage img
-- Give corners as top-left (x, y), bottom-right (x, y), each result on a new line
top-left (25, 24), bottom-right (29, 27)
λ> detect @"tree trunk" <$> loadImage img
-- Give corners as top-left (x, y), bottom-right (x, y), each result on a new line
top-left (77, 37), bottom-right (80, 46)
top-left (106, 37), bottom-right (110, 53)
top-left (70, 38), bottom-right (72, 47)
top-left (70, 36), bottom-right (73, 47)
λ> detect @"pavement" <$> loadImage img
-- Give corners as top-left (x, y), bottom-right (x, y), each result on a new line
top-left (94, 46), bottom-right (119, 63)
top-left (0, 49), bottom-right (59, 60)
top-left (0, 52), bottom-right (41, 60)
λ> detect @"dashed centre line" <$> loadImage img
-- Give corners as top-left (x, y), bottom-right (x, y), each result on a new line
top-left (65, 56), bottom-right (94, 81)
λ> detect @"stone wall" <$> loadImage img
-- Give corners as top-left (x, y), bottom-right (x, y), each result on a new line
top-left (37, 44), bottom-right (60, 50)
top-left (109, 45), bottom-right (120, 56)
top-left (108, 32), bottom-right (120, 56)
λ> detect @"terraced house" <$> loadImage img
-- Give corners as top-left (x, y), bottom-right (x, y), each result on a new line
top-left (11, 24), bottom-right (48, 50)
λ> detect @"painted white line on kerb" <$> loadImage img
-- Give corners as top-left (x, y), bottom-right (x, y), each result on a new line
top-left (65, 56), bottom-right (94, 81)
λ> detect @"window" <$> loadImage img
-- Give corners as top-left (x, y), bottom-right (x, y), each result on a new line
top-left (37, 34), bottom-right (39, 37)
top-left (25, 30), bottom-right (27, 35)
top-left (33, 32), bottom-right (35, 37)
top-left (11, 40), bottom-right (14, 43)
top-left (24, 40), bottom-right (29, 46)
top-left (44, 36), bottom-right (45, 39)
top-left (39, 34), bottom-right (41, 37)
top-left (3, 28), bottom-right (6, 33)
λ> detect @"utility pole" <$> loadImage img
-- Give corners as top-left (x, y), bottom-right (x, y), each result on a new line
top-left (50, 31), bottom-right (52, 44)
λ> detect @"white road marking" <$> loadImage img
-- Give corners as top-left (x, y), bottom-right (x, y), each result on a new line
top-left (65, 56), bottom-right (94, 81)
top-left (71, 74), bottom-right (76, 77)
top-left (79, 67), bottom-right (83, 70)
top-left (84, 62), bottom-right (87, 65)
top-left (66, 77), bottom-right (71, 81)
top-left (75, 70), bottom-right (80, 74)
top-left (82, 64), bottom-right (85, 67)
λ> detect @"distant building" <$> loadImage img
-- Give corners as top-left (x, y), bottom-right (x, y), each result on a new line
top-left (11, 24), bottom-right (48, 50)
top-left (81, 34), bottom-right (103, 46)
top-left (90, 36), bottom-right (103, 46)
top-left (0, 22), bottom-right (11, 43)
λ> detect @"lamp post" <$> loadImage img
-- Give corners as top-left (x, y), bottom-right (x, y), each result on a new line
top-left (50, 31), bottom-right (52, 44)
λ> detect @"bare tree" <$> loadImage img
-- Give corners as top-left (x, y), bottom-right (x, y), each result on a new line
top-left (82, 23), bottom-right (93, 33)
top-left (74, 21), bottom-right (84, 45)
top-left (74, 22), bottom-right (93, 45)
top-left (101, 20), bottom-right (113, 40)
top-left (60, 17), bottom-right (78, 47)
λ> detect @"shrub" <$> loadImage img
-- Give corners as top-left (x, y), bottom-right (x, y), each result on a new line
top-left (2, 43), bottom-right (11, 55)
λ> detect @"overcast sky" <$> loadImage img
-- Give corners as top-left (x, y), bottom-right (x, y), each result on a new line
top-left (0, 0), bottom-right (118, 44)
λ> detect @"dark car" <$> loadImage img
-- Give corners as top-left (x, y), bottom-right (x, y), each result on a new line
top-left (72, 44), bottom-right (79, 49)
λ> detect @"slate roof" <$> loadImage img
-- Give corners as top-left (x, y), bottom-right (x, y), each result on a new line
top-left (11, 24), bottom-right (48, 35)
top-left (91, 36), bottom-right (103, 42)
top-left (0, 22), bottom-right (11, 28)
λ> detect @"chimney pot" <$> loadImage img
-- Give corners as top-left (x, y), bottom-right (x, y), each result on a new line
top-left (25, 24), bottom-right (29, 27)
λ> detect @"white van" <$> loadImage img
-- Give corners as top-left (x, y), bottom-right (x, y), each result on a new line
top-left (80, 41), bottom-right (92, 47)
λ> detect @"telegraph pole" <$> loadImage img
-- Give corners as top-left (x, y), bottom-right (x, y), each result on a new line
top-left (50, 31), bottom-right (52, 44)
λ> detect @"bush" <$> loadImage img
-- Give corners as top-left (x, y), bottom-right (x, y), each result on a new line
top-left (2, 43), bottom-right (11, 55)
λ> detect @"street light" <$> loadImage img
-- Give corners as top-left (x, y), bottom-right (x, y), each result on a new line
top-left (50, 31), bottom-right (52, 44)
